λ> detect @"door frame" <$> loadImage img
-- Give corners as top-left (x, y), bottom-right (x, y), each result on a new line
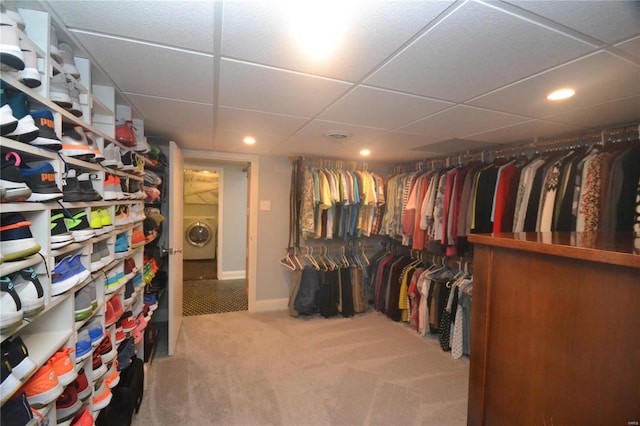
top-left (182, 150), bottom-right (258, 312)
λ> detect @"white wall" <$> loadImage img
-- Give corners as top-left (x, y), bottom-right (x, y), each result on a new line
top-left (219, 164), bottom-right (247, 278)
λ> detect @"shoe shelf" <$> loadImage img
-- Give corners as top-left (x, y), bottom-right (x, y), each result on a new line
top-left (0, 136), bottom-right (58, 161)
top-left (0, 254), bottom-right (43, 277)
top-left (2, 4), bottom-right (153, 418)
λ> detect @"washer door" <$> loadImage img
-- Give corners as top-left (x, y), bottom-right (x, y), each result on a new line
top-left (185, 221), bottom-right (212, 247)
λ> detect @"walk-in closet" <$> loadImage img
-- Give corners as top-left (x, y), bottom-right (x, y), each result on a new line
top-left (2, 1), bottom-right (639, 425)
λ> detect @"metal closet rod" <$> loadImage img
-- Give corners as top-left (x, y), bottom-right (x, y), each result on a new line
top-left (289, 155), bottom-right (369, 171)
top-left (393, 122), bottom-right (640, 172)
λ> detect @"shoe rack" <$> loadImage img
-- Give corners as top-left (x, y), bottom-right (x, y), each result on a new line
top-left (1, 5), bottom-right (148, 424)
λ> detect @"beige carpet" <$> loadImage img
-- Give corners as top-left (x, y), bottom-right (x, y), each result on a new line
top-left (133, 311), bottom-right (469, 426)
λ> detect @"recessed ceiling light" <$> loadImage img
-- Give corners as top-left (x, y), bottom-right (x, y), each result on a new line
top-left (359, 149), bottom-right (370, 157)
top-left (547, 88), bottom-right (575, 101)
top-left (286, 1), bottom-right (354, 60)
top-left (243, 136), bottom-right (256, 145)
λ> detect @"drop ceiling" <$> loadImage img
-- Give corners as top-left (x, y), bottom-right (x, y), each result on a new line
top-left (30, 1), bottom-right (640, 161)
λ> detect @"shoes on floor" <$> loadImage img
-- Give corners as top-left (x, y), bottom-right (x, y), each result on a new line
top-left (0, 212), bottom-right (41, 261)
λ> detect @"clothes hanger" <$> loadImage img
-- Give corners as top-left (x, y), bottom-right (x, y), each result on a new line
top-left (279, 247), bottom-right (297, 271)
top-left (304, 246), bottom-right (320, 270)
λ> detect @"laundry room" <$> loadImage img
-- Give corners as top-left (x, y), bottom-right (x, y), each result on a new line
top-left (183, 168), bottom-right (219, 279)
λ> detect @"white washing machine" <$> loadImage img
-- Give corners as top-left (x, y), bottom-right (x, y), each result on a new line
top-left (183, 216), bottom-right (217, 260)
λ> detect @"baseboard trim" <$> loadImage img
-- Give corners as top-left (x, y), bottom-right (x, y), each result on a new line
top-left (252, 298), bottom-right (288, 312)
top-left (218, 270), bottom-right (246, 280)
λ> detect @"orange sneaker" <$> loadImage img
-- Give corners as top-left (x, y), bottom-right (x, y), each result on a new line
top-left (92, 380), bottom-right (112, 410)
top-left (21, 360), bottom-right (63, 408)
top-left (70, 407), bottom-right (93, 426)
top-left (105, 359), bottom-right (120, 388)
top-left (131, 230), bottom-right (145, 248)
top-left (49, 347), bottom-right (77, 386)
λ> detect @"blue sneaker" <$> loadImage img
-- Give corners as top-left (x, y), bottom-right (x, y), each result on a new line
top-left (68, 254), bottom-right (90, 285)
top-left (116, 337), bottom-right (135, 371)
top-left (114, 233), bottom-right (130, 258)
top-left (51, 256), bottom-right (79, 296)
top-left (75, 330), bottom-right (92, 363)
top-left (20, 162), bottom-right (63, 202)
top-left (132, 272), bottom-right (143, 289)
top-left (84, 318), bottom-right (104, 346)
top-left (104, 271), bottom-right (123, 294)
top-left (29, 109), bottom-right (63, 150)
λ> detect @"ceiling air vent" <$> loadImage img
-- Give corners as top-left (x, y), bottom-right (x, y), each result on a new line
top-left (323, 131), bottom-right (351, 144)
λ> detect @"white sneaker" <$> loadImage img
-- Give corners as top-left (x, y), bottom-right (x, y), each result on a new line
top-left (7, 39), bottom-right (41, 88)
top-left (11, 268), bottom-right (45, 318)
top-left (2, 4), bottom-right (24, 31)
top-left (135, 135), bottom-right (149, 153)
top-left (67, 80), bottom-right (82, 117)
top-left (50, 72), bottom-right (72, 109)
top-left (0, 276), bottom-right (24, 333)
top-left (58, 43), bottom-right (80, 79)
top-left (5, 114), bottom-right (39, 143)
top-left (0, 104), bottom-right (18, 135)
top-left (103, 143), bottom-right (123, 169)
top-left (50, 26), bottom-right (62, 64)
top-left (0, 13), bottom-right (25, 71)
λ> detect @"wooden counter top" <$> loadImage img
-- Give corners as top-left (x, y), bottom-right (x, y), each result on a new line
top-left (468, 232), bottom-right (640, 269)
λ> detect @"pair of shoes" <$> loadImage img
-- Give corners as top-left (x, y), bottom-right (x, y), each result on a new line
top-left (60, 124), bottom-right (103, 162)
top-left (51, 254), bottom-right (90, 295)
top-left (105, 295), bottom-right (124, 327)
top-left (90, 208), bottom-right (113, 235)
top-left (73, 281), bottom-right (96, 321)
top-left (50, 210), bottom-right (74, 250)
top-left (116, 120), bottom-right (137, 148)
top-left (0, 267), bottom-right (45, 331)
top-left (131, 229), bottom-right (145, 248)
top-left (70, 407), bottom-right (94, 426)
top-left (0, 213), bottom-right (41, 261)
top-left (105, 359), bottom-right (120, 388)
top-left (97, 331), bottom-right (117, 365)
top-left (64, 210), bottom-right (95, 242)
top-left (1, 336), bottom-right (37, 404)
top-left (116, 337), bottom-right (135, 371)
top-left (76, 318), bottom-right (103, 362)
top-left (1, 85), bottom-right (39, 143)
top-left (103, 143), bottom-right (124, 169)
top-left (91, 351), bottom-right (107, 383)
top-left (1, 152), bottom-right (32, 202)
top-left (20, 348), bottom-right (77, 408)
top-left (105, 262), bottom-right (125, 294)
top-left (104, 174), bottom-right (125, 201)
top-left (63, 169), bottom-right (102, 202)
top-left (115, 205), bottom-right (132, 226)
top-left (91, 241), bottom-right (113, 272)
top-left (114, 233), bottom-right (131, 258)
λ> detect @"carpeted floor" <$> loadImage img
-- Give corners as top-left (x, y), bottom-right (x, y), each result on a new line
top-left (133, 311), bottom-right (469, 426)
top-left (183, 279), bottom-right (248, 316)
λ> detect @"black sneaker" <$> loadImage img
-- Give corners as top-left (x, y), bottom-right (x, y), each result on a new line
top-left (62, 169), bottom-right (89, 202)
top-left (0, 213), bottom-right (41, 262)
top-left (78, 173), bottom-right (102, 202)
top-left (29, 109), bottom-right (62, 151)
top-left (0, 392), bottom-right (33, 422)
top-left (0, 152), bottom-right (32, 202)
top-left (50, 210), bottom-right (74, 249)
top-left (20, 161), bottom-right (63, 202)
top-left (1, 336), bottom-right (37, 381)
top-left (119, 175), bottom-right (130, 199)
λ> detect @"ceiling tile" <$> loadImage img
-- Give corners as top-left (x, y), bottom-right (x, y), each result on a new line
top-left (221, 1), bottom-right (454, 81)
top-left (543, 95), bottom-right (640, 129)
top-left (616, 36), bottom-right (640, 60)
top-left (411, 138), bottom-right (501, 155)
top-left (318, 86), bottom-right (453, 130)
top-left (273, 120), bottom-right (443, 161)
top-left (364, 1), bottom-right (595, 102)
top-left (218, 59), bottom-right (352, 118)
top-left (398, 105), bottom-right (530, 139)
top-left (506, 1), bottom-right (640, 44)
top-left (465, 119), bottom-right (588, 145)
top-left (72, 32), bottom-right (214, 103)
top-left (125, 93), bottom-right (214, 151)
top-left (469, 52), bottom-right (640, 118)
top-left (48, 1), bottom-right (215, 53)
top-left (217, 107), bottom-right (308, 137)
top-left (213, 129), bottom-right (287, 155)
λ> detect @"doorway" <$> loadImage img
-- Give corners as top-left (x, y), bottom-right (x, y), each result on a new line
top-left (181, 162), bottom-right (249, 316)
